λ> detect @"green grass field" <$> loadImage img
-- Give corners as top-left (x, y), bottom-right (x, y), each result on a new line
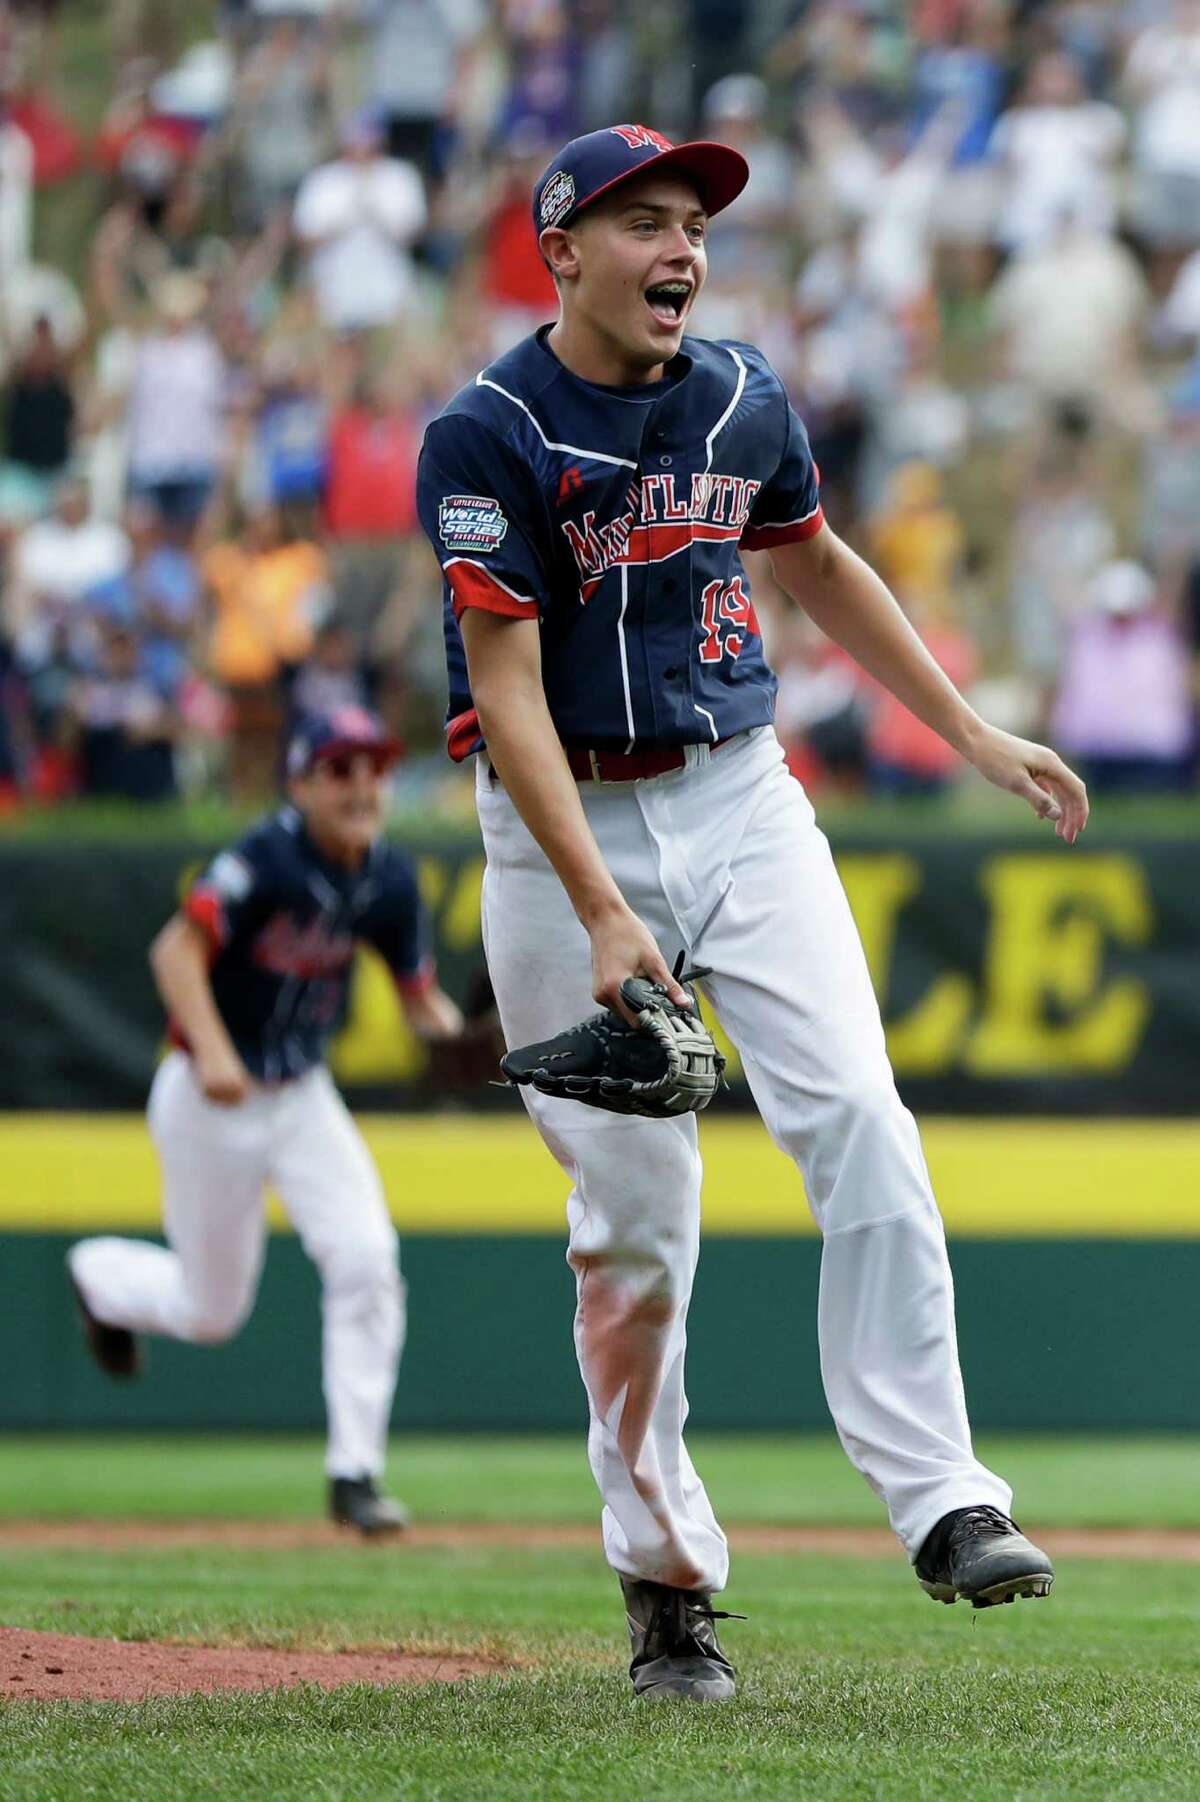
top-left (1, 1434), bottom-right (1199, 1801)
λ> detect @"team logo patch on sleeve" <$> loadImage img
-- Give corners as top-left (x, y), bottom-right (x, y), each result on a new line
top-left (438, 495), bottom-right (509, 555)
top-left (539, 169), bottom-right (575, 227)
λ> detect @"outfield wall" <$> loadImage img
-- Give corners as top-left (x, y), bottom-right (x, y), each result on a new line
top-left (4, 829), bottom-right (1200, 1113)
top-left (5, 1116), bottom-right (1197, 1433)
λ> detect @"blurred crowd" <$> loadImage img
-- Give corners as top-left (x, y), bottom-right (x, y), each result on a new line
top-left (2, 0), bottom-right (1200, 813)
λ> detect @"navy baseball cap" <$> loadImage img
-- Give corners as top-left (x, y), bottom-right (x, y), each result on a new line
top-left (286, 707), bottom-right (402, 777)
top-left (532, 124), bottom-right (749, 238)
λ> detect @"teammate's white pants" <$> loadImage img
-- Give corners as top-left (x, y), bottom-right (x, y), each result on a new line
top-left (477, 726), bottom-right (1011, 1593)
top-left (68, 1053), bottom-right (405, 1479)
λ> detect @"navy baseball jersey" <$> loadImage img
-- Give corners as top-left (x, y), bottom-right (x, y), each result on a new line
top-left (180, 807), bottom-right (431, 1082)
top-left (416, 327), bottom-right (824, 760)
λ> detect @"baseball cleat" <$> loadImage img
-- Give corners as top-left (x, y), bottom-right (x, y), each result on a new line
top-left (620, 1576), bottom-right (742, 1700)
top-left (328, 1476), bottom-right (409, 1538)
top-left (68, 1272), bottom-right (141, 1379)
top-left (914, 1505), bottom-right (1055, 1608)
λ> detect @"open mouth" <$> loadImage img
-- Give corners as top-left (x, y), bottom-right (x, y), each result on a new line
top-left (644, 282), bottom-right (692, 327)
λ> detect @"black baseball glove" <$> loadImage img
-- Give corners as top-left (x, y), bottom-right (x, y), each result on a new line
top-left (500, 965), bottom-right (725, 1119)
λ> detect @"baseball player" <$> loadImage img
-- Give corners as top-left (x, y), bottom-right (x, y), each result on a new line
top-left (417, 125), bottom-right (1090, 1697)
top-left (67, 708), bottom-right (463, 1536)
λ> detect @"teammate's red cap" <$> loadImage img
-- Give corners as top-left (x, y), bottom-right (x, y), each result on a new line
top-left (532, 124), bottom-right (749, 238)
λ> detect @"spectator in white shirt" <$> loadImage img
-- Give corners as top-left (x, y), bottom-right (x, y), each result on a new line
top-left (126, 272), bottom-right (227, 540)
top-left (1124, 0), bottom-right (1200, 250)
top-left (989, 51), bottom-right (1125, 255)
top-left (292, 110), bottom-right (427, 334)
top-left (5, 474), bottom-right (131, 738)
top-left (0, 111), bottom-right (33, 295)
top-left (988, 204), bottom-right (1151, 427)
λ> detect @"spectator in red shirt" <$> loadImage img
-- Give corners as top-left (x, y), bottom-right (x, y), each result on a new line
top-left (323, 372), bottom-right (422, 675)
top-left (324, 383), bottom-right (418, 541)
top-left (93, 57), bottom-right (199, 181)
top-left (477, 124), bottom-right (558, 348)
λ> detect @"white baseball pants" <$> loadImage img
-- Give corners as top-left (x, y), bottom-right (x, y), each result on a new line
top-left (68, 1052), bottom-right (405, 1479)
top-left (477, 726), bottom-right (1011, 1593)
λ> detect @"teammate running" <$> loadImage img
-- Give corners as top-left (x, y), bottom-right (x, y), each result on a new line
top-left (68, 708), bottom-right (462, 1536)
top-left (417, 124), bottom-right (1089, 1697)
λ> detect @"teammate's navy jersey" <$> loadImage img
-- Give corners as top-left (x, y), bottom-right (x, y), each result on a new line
top-left (416, 327), bottom-right (823, 760)
top-left (180, 807), bottom-right (432, 1082)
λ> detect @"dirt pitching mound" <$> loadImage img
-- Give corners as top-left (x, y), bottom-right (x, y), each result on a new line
top-left (0, 1625), bottom-right (502, 1704)
top-left (3, 1520), bottom-right (1200, 1561)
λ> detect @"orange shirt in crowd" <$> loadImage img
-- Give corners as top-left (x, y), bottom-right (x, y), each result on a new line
top-left (204, 540), bottom-right (327, 687)
top-left (869, 465), bottom-right (964, 611)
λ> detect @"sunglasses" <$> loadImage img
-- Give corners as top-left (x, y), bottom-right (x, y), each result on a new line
top-left (315, 750), bottom-right (394, 781)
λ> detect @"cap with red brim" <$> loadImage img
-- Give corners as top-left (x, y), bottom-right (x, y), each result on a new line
top-left (286, 707), bottom-right (402, 777)
top-left (533, 124), bottom-right (749, 237)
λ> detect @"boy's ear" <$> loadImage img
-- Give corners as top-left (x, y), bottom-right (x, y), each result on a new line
top-left (540, 225), bottom-right (581, 283)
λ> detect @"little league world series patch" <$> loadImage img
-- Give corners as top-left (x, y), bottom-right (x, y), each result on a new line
top-left (206, 851), bottom-right (253, 900)
top-left (539, 168), bottom-right (575, 226)
top-left (438, 495), bottom-right (510, 555)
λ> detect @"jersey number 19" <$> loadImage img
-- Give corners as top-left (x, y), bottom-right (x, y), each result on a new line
top-left (698, 576), bottom-right (755, 663)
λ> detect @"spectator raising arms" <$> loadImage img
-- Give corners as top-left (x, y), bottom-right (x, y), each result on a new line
top-left (989, 51), bottom-right (1125, 255)
top-left (231, 15), bottom-right (332, 231)
top-left (2, 1), bottom-right (1200, 810)
top-left (125, 272), bottom-right (227, 540)
top-left (292, 111), bottom-right (427, 334)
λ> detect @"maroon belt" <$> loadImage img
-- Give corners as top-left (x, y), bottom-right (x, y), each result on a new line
top-left (563, 738), bottom-right (732, 783)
